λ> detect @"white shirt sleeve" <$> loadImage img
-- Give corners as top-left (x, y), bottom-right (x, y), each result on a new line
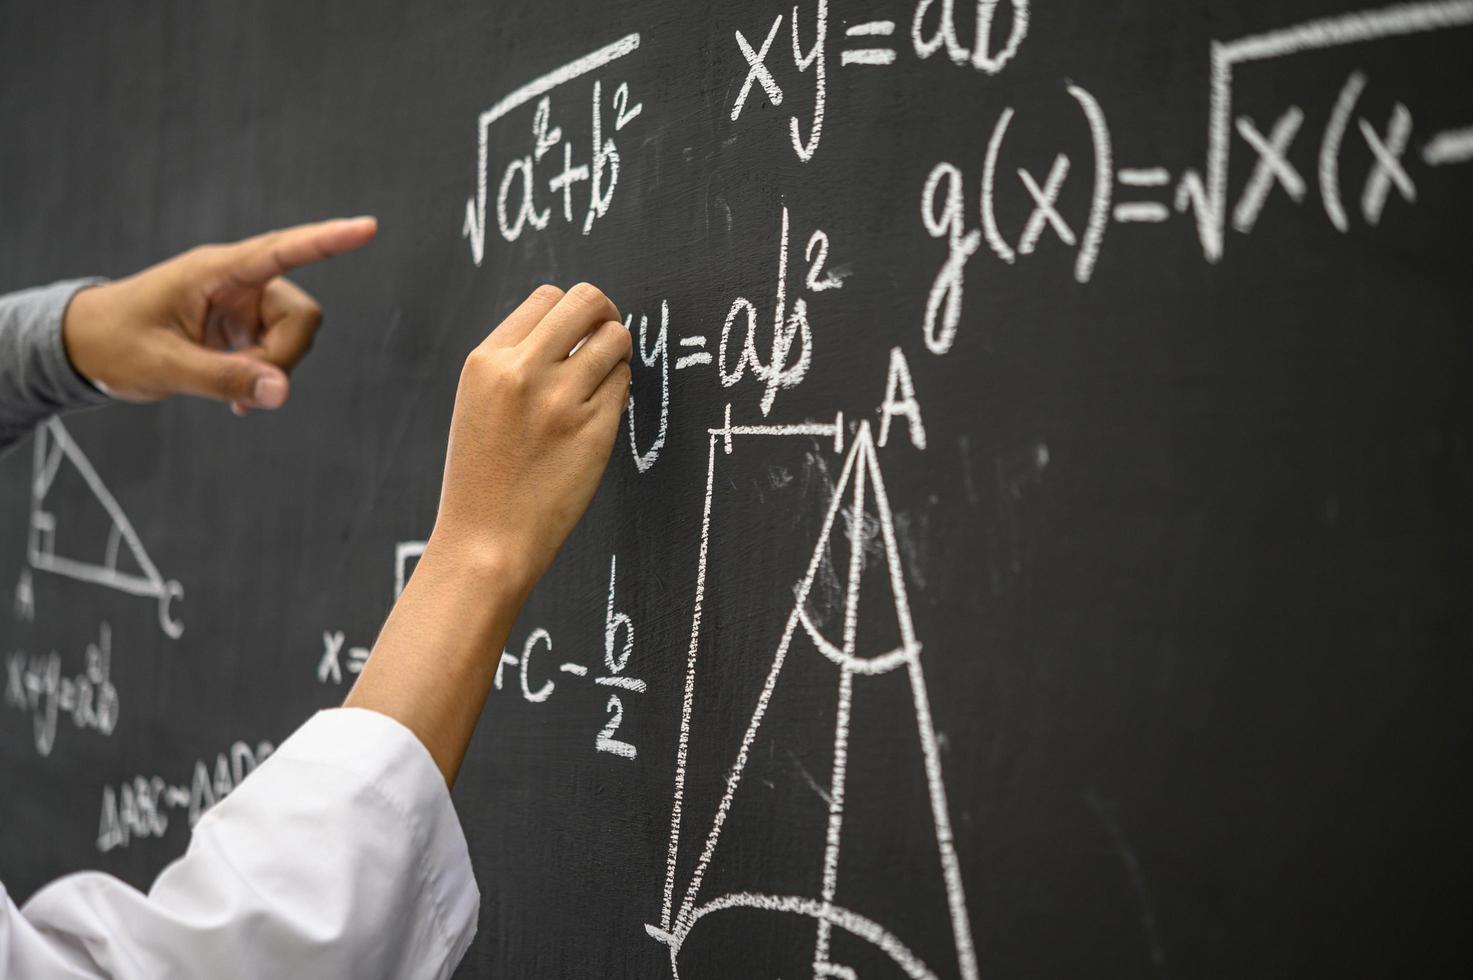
top-left (1, 707), bottom-right (479, 980)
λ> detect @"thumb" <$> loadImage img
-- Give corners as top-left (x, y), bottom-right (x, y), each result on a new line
top-left (166, 341), bottom-right (291, 410)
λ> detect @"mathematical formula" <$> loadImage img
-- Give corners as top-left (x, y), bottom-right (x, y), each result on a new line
top-left (450, 5), bottom-right (1470, 977)
top-left (493, 555), bottom-right (647, 760)
top-left (3, 622), bottom-right (117, 757)
top-left (463, 33), bottom-right (643, 263)
top-left (919, 1), bottom-right (1473, 355)
top-left (5, 5), bottom-right (1469, 980)
top-left (96, 738), bottom-right (275, 853)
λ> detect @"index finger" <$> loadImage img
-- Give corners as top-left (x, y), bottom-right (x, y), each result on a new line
top-left (217, 216), bottom-right (379, 287)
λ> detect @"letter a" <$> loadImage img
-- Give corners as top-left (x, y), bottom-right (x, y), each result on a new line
top-left (877, 347), bottom-right (927, 450)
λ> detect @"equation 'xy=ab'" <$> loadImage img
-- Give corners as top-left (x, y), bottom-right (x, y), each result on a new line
top-left (728, 1), bottom-right (1033, 164)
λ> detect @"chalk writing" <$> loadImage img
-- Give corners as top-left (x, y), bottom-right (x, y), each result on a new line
top-left (4, 622), bottom-right (118, 757)
top-left (13, 568), bottom-right (34, 622)
top-left (920, 161), bottom-right (982, 355)
top-left (730, 0), bottom-right (1033, 162)
top-left (464, 34), bottom-right (643, 263)
top-left (597, 554), bottom-right (639, 758)
top-left (315, 628), bottom-right (371, 685)
top-left (916, 1), bottom-right (1473, 354)
top-left (418, 4), bottom-right (1473, 975)
top-left (969, 84), bottom-right (1110, 284)
top-left (1423, 124), bottom-right (1473, 166)
top-left (878, 347), bottom-right (928, 451)
top-left (913, 0), bottom-right (1030, 74)
top-left (646, 409), bottom-right (976, 980)
top-left (843, 20), bottom-right (899, 66)
top-left (395, 539), bottom-right (426, 598)
top-left (27, 417), bottom-right (183, 637)
top-left (718, 205), bottom-right (844, 415)
top-left (96, 738), bottom-right (274, 852)
top-left (492, 555), bottom-right (647, 759)
top-left (1175, 0), bottom-right (1473, 258)
top-left (730, 2), bottom-right (828, 162)
top-left (627, 301), bottom-right (671, 474)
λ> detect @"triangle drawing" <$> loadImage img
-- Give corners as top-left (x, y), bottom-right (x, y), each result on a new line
top-left (27, 416), bottom-right (183, 638)
top-left (648, 419), bottom-right (978, 980)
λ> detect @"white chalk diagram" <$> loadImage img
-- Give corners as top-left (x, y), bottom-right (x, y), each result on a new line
top-left (26, 417), bottom-right (183, 638)
top-left (645, 408), bottom-right (977, 980)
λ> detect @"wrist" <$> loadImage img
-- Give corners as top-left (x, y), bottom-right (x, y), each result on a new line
top-left (60, 280), bottom-right (112, 392)
top-left (420, 529), bottom-right (539, 607)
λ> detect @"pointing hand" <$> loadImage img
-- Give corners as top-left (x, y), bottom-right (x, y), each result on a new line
top-left (62, 217), bottom-right (378, 415)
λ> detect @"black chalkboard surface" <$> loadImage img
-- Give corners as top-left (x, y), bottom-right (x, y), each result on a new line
top-left (3, 1), bottom-right (1472, 976)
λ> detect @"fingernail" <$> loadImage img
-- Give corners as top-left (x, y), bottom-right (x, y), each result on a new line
top-left (253, 374), bottom-right (288, 409)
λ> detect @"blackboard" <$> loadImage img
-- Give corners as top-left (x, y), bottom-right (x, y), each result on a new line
top-left (3, 1), bottom-right (1472, 976)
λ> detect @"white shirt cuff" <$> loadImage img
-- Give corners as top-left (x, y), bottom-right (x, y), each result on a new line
top-left (262, 707), bottom-right (480, 963)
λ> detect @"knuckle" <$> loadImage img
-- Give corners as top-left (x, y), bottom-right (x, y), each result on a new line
top-left (551, 378), bottom-right (582, 413)
top-left (531, 283), bottom-right (565, 305)
top-left (220, 361), bottom-right (253, 398)
top-left (464, 349), bottom-right (527, 400)
top-left (501, 352), bottom-right (537, 393)
top-left (566, 281), bottom-right (608, 310)
top-left (600, 361), bottom-right (632, 397)
top-left (286, 292), bottom-right (324, 331)
top-left (586, 320), bottom-right (627, 358)
top-left (462, 347), bottom-right (494, 379)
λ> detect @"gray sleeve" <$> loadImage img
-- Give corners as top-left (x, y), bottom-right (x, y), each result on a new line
top-left (0, 279), bottom-right (112, 453)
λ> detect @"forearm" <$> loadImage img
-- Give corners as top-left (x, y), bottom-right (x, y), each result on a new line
top-left (0, 279), bottom-right (109, 452)
top-left (345, 282), bottom-right (628, 788)
top-left (344, 537), bottom-right (533, 787)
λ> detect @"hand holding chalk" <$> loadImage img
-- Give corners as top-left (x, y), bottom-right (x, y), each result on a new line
top-left (345, 282), bottom-right (633, 786)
